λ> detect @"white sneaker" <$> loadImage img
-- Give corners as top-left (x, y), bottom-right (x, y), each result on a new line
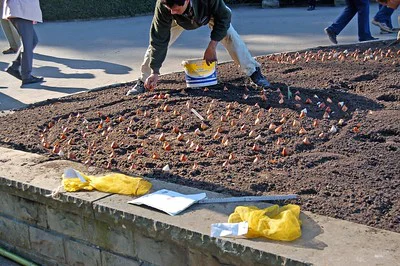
top-left (126, 80), bottom-right (146, 96)
top-left (372, 19), bottom-right (392, 32)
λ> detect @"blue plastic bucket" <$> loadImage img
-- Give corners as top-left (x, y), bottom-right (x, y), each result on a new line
top-left (182, 59), bottom-right (217, 88)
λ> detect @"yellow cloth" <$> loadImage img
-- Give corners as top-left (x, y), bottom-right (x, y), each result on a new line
top-left (62, 170), bottom-right (152, 196)
top-left (228, 204), bottom-right (301, 241)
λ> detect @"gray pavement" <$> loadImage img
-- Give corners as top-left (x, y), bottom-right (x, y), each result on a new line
top-left (0, 4), bottom-right (398, 111)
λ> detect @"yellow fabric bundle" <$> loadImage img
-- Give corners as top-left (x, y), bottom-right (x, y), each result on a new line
top-left (228, 204), bottom-right (301, 241)
top-left (62, 169), bottom-right (152, 196)
top-left (62, 177), bottom-right (94, 192)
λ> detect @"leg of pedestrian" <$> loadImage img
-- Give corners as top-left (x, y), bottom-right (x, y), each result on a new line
top-left (355, 0), bottom-right (377, 41)
top-left (0, 19), bottom-right (21, 54)
top-left (325, 1), bottom-right (358, 44)
top-left (210, 21), bottom-right (271, 88)
top-left (10, 18), bottom-right (43, 85)
top-left (372, 4), bottom-right (394, 33)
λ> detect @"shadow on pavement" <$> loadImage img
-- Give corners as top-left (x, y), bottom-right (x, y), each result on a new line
top-left (0, 61), bottom-right (7, 69)
top-left (35, 53), bottom-right (133, 75)
top-left (0, 92), bottom-right (27, 111)
top-left (21, 82), bottom-right (88, 94)
top-left (35, 66), bottom-right (95, 79)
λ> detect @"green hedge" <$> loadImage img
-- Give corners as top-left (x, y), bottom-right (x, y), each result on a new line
top-left (40, 0), bottom-right (156, 21)
top-left (40, 0), bottom-right (260, 21)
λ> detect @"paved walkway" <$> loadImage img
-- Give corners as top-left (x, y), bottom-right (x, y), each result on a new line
top-left (0, 4), bottom-right (398, 111)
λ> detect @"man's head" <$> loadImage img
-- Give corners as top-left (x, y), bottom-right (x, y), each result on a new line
top-left (161, 0), bottom-right (190, 15)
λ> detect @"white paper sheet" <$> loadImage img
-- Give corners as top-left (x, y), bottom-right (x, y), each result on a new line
top-left (128, 189), bottom-right (206, 216)
top-left (210, 222), bottom-right (248, 238)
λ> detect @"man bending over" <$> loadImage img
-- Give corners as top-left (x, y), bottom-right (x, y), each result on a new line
top-left (126, 0), bottom-right (271, 95)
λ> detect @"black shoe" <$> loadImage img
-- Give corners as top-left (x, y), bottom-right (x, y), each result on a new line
top-left (5, 66), bottom-right (21, 80)
top-left (2, 48), bottom-right (17, 54)
top-left (126, 80), bottom-right (146, 95)
top-left (307, 6), bottom-right (315, 11)
top-left (324, 27), bottom-right (338, 44)
top-left (359, 37), bottom-right (379, 42)
top-left (250, 67), bottom-right (271, 88)
top-left (22, 75), bottom-right (44, 85)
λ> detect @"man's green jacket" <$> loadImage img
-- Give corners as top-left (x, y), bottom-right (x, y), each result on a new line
top-left (149, 0), bottom-right (232, 74)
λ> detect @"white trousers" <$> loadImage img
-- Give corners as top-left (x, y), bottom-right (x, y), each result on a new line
top-left (140, 20), bottom-right (260, 81)
top-left (0, 18), bottom-right (21, 51)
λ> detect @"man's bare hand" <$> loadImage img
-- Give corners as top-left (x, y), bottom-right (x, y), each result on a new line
top-left (204, 40), bottom-right (218, 65)
top-left (144, 73), bottom-right (159, 90)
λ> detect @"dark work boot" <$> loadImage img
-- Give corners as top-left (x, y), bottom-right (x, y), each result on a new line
top-left (2, 47), bottom-right (17, 54)
top-left (359, 36), bottom-right (379, 42)
top-left (250, 67), bottom-right (271, 88)
top-left (5, 66), bottom-right (22, 80)
top-left (22, 75), bottom-right (44, 85)
top-left (324, 27), bottom-right (338, 44)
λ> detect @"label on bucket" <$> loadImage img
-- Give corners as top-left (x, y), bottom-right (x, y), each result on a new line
top-left (182, 59), bottom-right (217, 88)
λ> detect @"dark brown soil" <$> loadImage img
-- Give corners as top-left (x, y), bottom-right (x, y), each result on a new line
top-left (1, 41), bottom-right (399, 233)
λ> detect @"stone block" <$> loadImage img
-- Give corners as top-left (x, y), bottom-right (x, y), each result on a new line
top-left (101, 251), bottom-right (142, 266)
top-left (262, 0), bottom-right (279, 8)
top-left (46, 206), bottom-right (87, 240)
top-left (0, 240), bottom-right (59, 266)
top-left (134, 232), bottom-right (188, 266)
top-left (0, 193), bottom-right (47, 227)
top-left (0, 216), bottom-right (30, 249)
top-left (0, 165), bottom-right (108, 219)
top-left (65, 239), bottom-right (101, 266)
top-left (29, 226), bottom-right (66, 263)
top-left (188, 248), bottom-right (222, 266)
top-left (88, 219), bottom-right (136, 256)
top-left (48, 205), bottom-right (137, 257)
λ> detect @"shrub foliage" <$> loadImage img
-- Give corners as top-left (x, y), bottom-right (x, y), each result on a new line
top-left (40, 0), bottom-right (264, 21)
top-left (40, 0), bottom-right (156, 21)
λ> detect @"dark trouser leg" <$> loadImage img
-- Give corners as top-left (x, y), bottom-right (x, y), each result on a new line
top-left (329, 0), bottom-right (357, 35)
top-left (355, 0), bottom-right (372, 41)
top-left (10, 18), bottom-right (38, 80)
top-left (374, 5), bottom-right (395, 28)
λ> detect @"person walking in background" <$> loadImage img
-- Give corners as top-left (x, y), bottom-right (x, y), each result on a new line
top-left (307, 0), bottom-right (316, 11)
top-left (371, 0), bottom-right (400, 34)
top-left (324, 0), bottom-right (377, 44)
top-left (0, 0), bottom-right (20, 54)
top-left (126, 0), bottom-right (271, 95)
top-left (3, 0), bottom-right (44, 85)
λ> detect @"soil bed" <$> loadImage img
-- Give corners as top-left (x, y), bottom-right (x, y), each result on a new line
top-left (0, 41), bottom-right (399, 233)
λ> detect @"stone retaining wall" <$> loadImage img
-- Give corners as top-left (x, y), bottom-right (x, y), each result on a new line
top-left (1, 148), bottom-right (399, 266)
top-left (0, 177), bottom-right (305, 266)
